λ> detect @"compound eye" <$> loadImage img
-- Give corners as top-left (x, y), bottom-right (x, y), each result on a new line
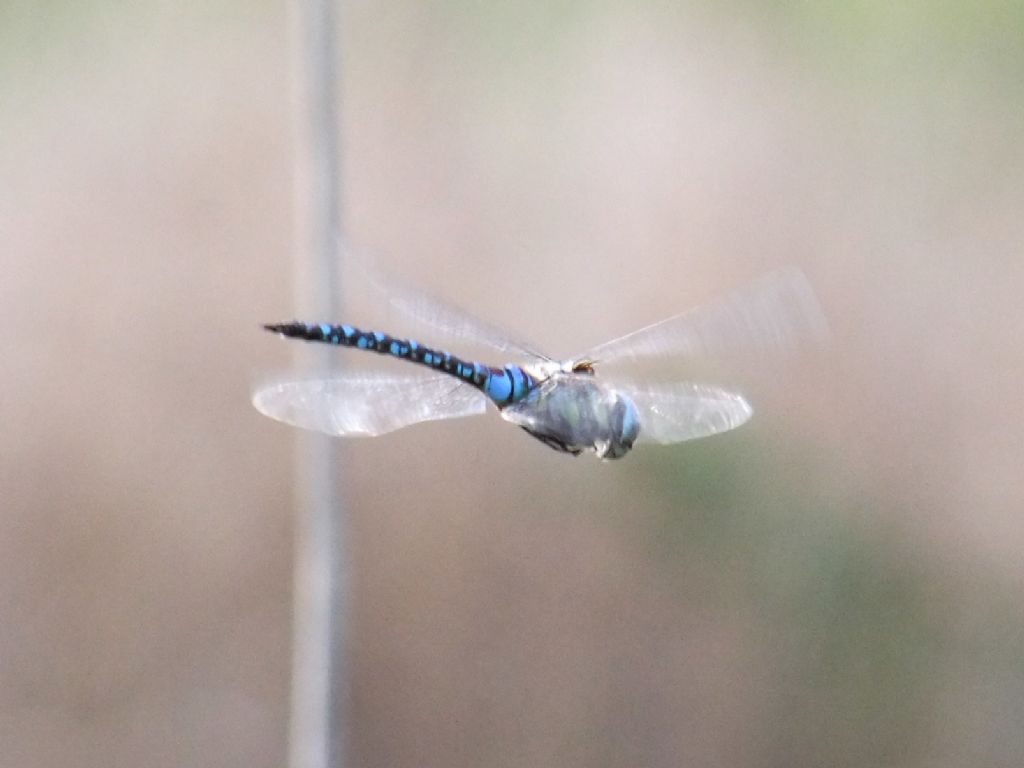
top-left (571, 360), bottom-right (595, 375)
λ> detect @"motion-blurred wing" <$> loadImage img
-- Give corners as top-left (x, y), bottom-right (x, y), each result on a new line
top-left (343, 240), bottom-right (549, 362)
top-left (625, 382), bottom-right (753, 444)
top-left (582, 267), bottom-right (828, 366)
top-left (253, 371), bottom-right (487, 437)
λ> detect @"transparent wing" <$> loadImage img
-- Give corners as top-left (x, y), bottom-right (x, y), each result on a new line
top-left (252, 371), bottom-right (487, 437)
top-left (342, 239), bottom-right (550, 362)
top-left (581, 267), bottom-right (828, 366)
top-left (623, 382), bottom-right (753, 444)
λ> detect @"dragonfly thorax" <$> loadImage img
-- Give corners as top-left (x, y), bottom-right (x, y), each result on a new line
top-left (499, 373), bottom-right (640, 460)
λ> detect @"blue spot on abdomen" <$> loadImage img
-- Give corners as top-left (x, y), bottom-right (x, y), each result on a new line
top-left (485, 371), bottom-right (512, 403)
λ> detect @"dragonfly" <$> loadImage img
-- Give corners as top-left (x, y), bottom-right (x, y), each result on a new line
top-left (253, 265), bottom-right (826, 460)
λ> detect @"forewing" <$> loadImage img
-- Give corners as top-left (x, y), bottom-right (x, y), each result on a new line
top-left (343, 240), bottom-right (549, 361)
top-left (252, 371), bottom-right (487, 437)
top-left (582, 267), bottom-right (828, 366)
top-left (625, 382), bottom-right (753, 444)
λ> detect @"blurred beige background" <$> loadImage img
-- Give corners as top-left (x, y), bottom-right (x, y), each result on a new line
top-left (2, 2), bottom-right (1023, 766)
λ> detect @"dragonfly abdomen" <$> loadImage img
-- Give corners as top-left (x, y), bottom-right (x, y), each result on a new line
top-left (263, 321), bottom-right (535, 406)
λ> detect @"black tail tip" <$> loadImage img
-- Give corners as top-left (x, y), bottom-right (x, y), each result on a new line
top-left (263, 321), bottom-right (302, 336)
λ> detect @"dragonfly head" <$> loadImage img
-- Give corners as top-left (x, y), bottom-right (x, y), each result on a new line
top-left (599, 393), bottom-right (641, 460)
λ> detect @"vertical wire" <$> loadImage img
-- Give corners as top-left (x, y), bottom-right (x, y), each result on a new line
top-left (288, 1), bottom-right (346, 767)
